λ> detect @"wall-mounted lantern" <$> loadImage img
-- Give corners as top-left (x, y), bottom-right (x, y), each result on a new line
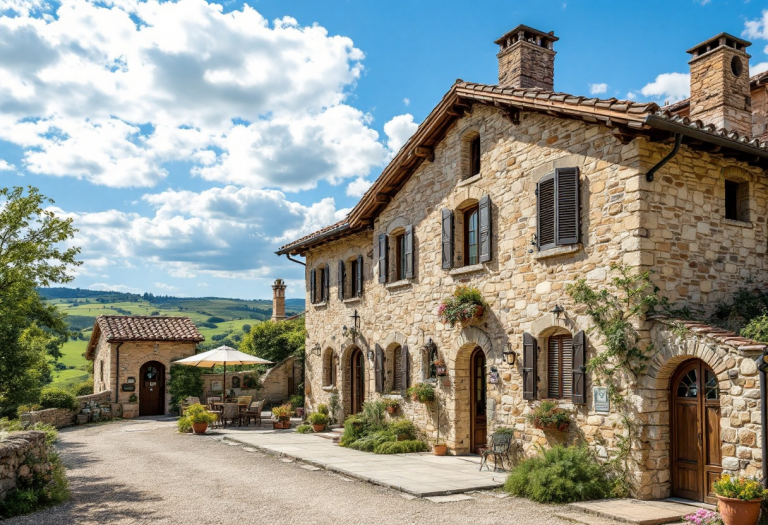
top-left (312, 343), bottom-right (321, 357)
top-left (503, 342), bottom-right (517, 366)
top-left (551, 304), bottom-right (564, 318)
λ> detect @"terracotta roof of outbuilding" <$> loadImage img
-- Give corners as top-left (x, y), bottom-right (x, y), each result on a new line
top-left (86, 315), bottom-right (204, 360)
top-left (652, 316), bottom-right (767, 353)
top-left (278, 78), bottom-right (768, 255)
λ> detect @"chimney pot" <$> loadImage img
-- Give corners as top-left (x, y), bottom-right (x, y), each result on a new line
top-left (495, 24), bottom-right (558, 91)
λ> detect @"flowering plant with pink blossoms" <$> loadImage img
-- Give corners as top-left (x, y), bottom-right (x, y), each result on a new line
top-left (682, 509), bottom-right (722, 525)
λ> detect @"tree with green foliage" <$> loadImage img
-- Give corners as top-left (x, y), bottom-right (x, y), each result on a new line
top-left (0, 186), bottom-right (80, 416)
top-left (239, 317), bottom-right (305, 364)
top-left (168, 364), bottom-right (204, 412)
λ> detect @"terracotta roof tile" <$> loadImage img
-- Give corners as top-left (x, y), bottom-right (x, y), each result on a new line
top-left (652, 316), bottom-right (768, 352)
top-left (278, 219), bottom-right (349, 252)
top-left (96, 316), bottom-right (204, 343)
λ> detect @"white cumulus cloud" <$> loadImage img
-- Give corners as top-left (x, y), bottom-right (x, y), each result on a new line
top-left (589, 83), bottom-right (607, 95)
top-left (383, 113), bottom-right (418, 156)
top-left (640, 72), bottom-right (690, 103)
top-left (346, 177), bottom-right (372, 197)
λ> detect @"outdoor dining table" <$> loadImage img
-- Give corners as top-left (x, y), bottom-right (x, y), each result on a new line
top-left (209, 401), bottom-right (253, 427)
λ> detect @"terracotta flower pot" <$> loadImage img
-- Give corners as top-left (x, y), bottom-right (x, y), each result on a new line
top-left (433, 444), bottom-right (448, 456)
top-left (534, 422), bottom-right (570, 432)
top-left (273, 421), bottom-right (290, 429)
top-left (385, 406), bottom-right (396, 414)
top-left (192, 422), bottom-right (208, 434)
top-left (312, 424), bottom-right (326, 432)
top-left (717, 496), bottom-right (762, 525)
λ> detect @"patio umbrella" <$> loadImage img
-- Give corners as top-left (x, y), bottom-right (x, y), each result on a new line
top-left (174, 346), bottom-right (272, 402)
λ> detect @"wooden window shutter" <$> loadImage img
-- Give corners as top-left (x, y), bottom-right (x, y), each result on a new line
top-left (356, 255), bottom-right (363, 297)
top-left (537, 173), bottom-right (556, 250)
top-left (522, 332), bottom-right (538, 400)
top-left (338, 260), bottom-right (345, 300)
top-left (441, 208), bottom-right (454, 269)
top-left (571, 330), bottom-right (586, 404)
top-left (323, 263), bottom-right (330, 302)
top-left (547, 337), bottom-right (561, 398)
top-left (309, 269), bottom-right (316, 304)
top-left (375, 344), bottom-right (384, 393)
top-left (378, 234), bottom-right (388, 283)
top-left (737, 181), bottom-right (750, 222)
top-left (401, 345), bottom-right (410, 394)
top-left (404, 225), bottom-right (414, 278)
top-left (555, 167), bottom-right (580, 246)
top-left (478, 194), bottom-right (492, 263)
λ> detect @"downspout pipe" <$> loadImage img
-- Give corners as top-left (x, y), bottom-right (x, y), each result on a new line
top-left (646, 133), bottom-right (683, 182)
top-left (285, 254), bottom-right (306, 267)
top-left (115, 342), bottom-right (124, 403)
top-left (757, 353), bottom-right (768, 488)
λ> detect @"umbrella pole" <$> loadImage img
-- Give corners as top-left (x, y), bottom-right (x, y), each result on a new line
top-left (223, 362), bottom-right (227, 428)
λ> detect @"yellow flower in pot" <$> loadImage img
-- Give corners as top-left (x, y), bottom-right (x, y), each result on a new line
top-left (185, 403), bottom-right (217, 434)
top-left (713, 475), bottom-right (767, 525)
top-left (271, 404), bottom-right (294, 429)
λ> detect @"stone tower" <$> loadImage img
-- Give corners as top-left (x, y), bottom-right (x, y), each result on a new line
top-left (271, 279), bottom-right (287, 322)
top-left (495, 24), bottom-right (558, 91)
top-left (687, 32), bottom-right (752, 136)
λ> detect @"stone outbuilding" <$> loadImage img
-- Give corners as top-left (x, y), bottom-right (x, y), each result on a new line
top-left (279, 25), bottom-right (768, 504)
top-left (87, 316), bottom-right (204, 416)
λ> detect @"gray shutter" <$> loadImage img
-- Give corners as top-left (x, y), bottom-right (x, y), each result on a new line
top-left (404, 225), bottom-right (414, 279)
top-left (522, 332), bottom-right (537, 401)
top-left (378, 234), bottom-right (388, 283)
top-left (309, 269), bottom-right (316, 304)
top-left (338, 260), bottom-right (345, 300)
top-left (323, 263), bottom-right (330, 302)
top-left (555, 167), bottom-right (580, 246)
top-left (401, 345), bottom-right (410, 394)
top-left (537, 173), bottom-right (556, 250)
top-left (478, 195), bottom-right (491, 263)
top-left (375, 344), bottom-right (384, 393)
top-left (356, 255), bottom-right (363, 297)
top-left (572, 330), bottom-right (586, 404)
top-left (441, 208), bottom-right (453, 269)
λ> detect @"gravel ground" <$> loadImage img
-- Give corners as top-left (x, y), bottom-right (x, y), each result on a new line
top-left (7, 418), bottom-right (583, 525)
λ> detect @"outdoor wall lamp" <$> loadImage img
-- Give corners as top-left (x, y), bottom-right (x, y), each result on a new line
top-left (311, 343), bottom-right (321, 357)
top-left (367, 349), bottom-right (374, 361)
top-left (503, 342), bottom-right (517, 366)
top-left (342, 325), bottom-right (349, 337)
top-left (551, 304), bottom-right (564, 318)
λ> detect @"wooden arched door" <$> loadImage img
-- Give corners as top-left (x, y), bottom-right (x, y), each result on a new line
top-left (470, 347), bottom-right (487, 454)
top-left (139, 361), bottom-right (165, 416)
top-left (671, 359), bottom-right (721, 504)
top-left (350, 348), bottom-right (364, 415)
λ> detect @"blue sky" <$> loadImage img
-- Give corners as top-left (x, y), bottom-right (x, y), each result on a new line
top-left (1, 0), bottom-right (767, 299)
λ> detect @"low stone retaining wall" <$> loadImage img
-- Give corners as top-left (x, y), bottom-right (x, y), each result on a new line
top-left (0, 431), bottom-right (51, 500)
top-left (20, 390), bottom-right (116, 429)
top-left (20, 408), bottom-right (76, 428)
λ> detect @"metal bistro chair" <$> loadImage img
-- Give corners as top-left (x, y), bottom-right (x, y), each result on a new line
top-left (221, 403), bottom-right (242, 428)
top-left (479, 432), bottom-right (514, 472)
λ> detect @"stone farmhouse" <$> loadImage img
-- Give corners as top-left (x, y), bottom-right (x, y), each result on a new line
top-left (278, 25), bottom-right (768, 503)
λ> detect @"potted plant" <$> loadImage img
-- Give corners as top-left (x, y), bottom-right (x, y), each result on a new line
top-left (382, 397), bottom-right (400, 414)
top-left (307, 412), bottom-right (329, 432)
top-left (271, 403), bottom-right (293, 429)
top-left (184, 403), bottom-right (217, 434)
top-left (526, 400), bottom-right (570, 432)
top-left (433, 359), bottom-right (447, 377)
top-left (290, 394), bottom-right (305, 418)
top-left (432, 442), bottom-right (447, 456)
top-left (390, 418), bottom-right (416, 441)
top-left (406, 383), bottom-right (435, 403)
top-left (713, 474), bottom-right (766, 525)
top-left (122, 394), bottom-right (139, 419)
top-left (437, 285), bottom-right (487, 327)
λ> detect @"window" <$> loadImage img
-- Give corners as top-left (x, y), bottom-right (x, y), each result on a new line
top-left (464, 205), bottom-right (479, 266)
top-left (339, 256), bottom-right (364, 299)
top-left (547, 335), bottom-right (573, 399)
top-left (379, 226), bottom-right (414, 283)
top-left (724, 179), bottom-right (749, 222)
top-left (470, 136), bottom-right (481, 177)
top-left (100, 361), bottom-right (104, 383)
top-left (350, 258), bottom-right (360, 297)
top-left (377, 344), bottom-right (410, 394)
top-left (537, 167), bottom-right (580, 251)
top-left (395, 233), bottom-right (406, 280)
top-left (310, 264), bottom-right (329, 303)
top-left (231, 376), bottom-right (240, 389)
top-left (393, 347), bottom-right (403, 392)
top-left (323, 349), bottom-right (336, 386)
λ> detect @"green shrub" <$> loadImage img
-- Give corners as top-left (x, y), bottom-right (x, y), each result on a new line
top-left (375, 439), bottom-right (429, 454)
top-left (389, 418), bottom-right (416, 440)
top-left (73, 380), bottom-right (94, 397)
top-left (493, 426), bottom-right (515, 436)
top-left (360, 401), bottom-right (386, 430)
top-left (207, 316), bottom-right (226, 323)
top-left (296, 424), bottom-right (313, 434)
top-left (0, 419), bottom-right (58, 447)
top-left (339, 415), bottom-right (366, 447)
top-left (347, 430), bottom-right (395, 452)
top-left (289, 394), bottom-right (304, 409)
top-left (39, 388), bottom-right (78, 411)
top-left (177, 416), bottom-right (192, 433)
top-left (504, 445), bottom-right (611, 504)
top-left (406, 383), bottom-right (435, 403)
top-left (185, 404), bottom-right (217, 425)
top-left (307, 413), bottom-right (329, 426)
top-left (317, 403), bottom-right (329, 415)
top-left (168, 364), bottom-right (204, 413)
top-left (742, 314), bottom-right (768, 344)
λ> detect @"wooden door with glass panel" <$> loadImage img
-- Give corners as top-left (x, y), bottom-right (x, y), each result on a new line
top-left (671, 359), bottom-right (721, 504)
top-left (139, 361), bottom-right (165, 416)
top-left (470, 347), bottom-right (487, 454)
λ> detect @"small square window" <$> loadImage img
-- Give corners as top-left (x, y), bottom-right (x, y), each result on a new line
top-left (724, 179), bottom-right (749, 222)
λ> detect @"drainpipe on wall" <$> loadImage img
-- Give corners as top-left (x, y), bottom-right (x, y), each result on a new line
top-left (285, 254), bottom-right (306, 267)
top-left (757, 354), bottom-right (768, 488)
top-left (115, 342), bottom-right (124, 403)
top-left (645, 133), bottom-right (683, 183)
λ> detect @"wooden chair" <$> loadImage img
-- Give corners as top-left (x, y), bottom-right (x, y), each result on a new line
top-left (237, 396), bottom-right (252, 412)
top-left (207, 397), bottom-right (222, 428)
top-left (242, 400), bottom-right (265, 426)
top-left (180, 396), bottom-right (202, 416)
top-left (221, 403), bottom-right (241, 428)
top-left (479, 432), bottom-right (514, 472)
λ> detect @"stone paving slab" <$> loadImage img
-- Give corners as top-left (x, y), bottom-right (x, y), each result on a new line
top-left (215, 428), bottom-right (505, 497)
top-left (568, 499), bottom-right (702, 525)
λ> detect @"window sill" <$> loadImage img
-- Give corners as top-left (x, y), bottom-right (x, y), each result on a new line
top-left (321, 385), bottom-right (337, 392)
top-left (457, 173), bottom-right (482, 187)
top-left (723, 218), bottom-right (752, 228)
top-left (343, 297), bottom-right (362, 304)
top-left (449, 263), bottom-right (485, 276)
top-left (534, 243), bottom-right (582, 260)
top-left (313, 301), bottom-right (328, 308)
top-left (385, 279), bottom-right (413, 290)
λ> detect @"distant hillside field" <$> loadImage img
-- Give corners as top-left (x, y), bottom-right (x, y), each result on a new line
top-left (40, 287), bottom-right (305, 389)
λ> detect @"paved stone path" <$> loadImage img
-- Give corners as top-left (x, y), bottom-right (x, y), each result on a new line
top-left (4, 417), bottom-right (618, 525)
top-left (217, 426), bottom-right (505, 496)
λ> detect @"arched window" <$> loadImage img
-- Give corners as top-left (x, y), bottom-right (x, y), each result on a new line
top-left (231, 376), bottom-right (241, 389)
top-left (464, 205), bottom-right (479, 266)
top-left (322, 348), bottom-right (336, 386)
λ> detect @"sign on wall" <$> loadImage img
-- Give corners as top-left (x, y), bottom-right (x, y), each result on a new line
top-left (211, 381), bottom-right (222, 392)
top-left (593, 386), bottom-right (610, 414)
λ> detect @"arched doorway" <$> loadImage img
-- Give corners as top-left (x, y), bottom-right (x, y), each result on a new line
top-left (671, 359), bottom-right (722, 504)
top-left (470, 347), bottom-right (487, 454)
top-left (350, 348), bottom-right (364, 415)
top-left (139, 361), bottom-right (165, 416)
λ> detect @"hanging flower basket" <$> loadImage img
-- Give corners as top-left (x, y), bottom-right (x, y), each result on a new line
top-left (434, 360), bottom-right (448, 377)
top-left (406, 383), bottom-right (435, 403)
top-left (438, 285), bottom-right (487, 327)
top-left (526, 400), bottom-right (571, 433)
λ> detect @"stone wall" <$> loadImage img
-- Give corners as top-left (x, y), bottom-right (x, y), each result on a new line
top-left (21, 390), bottom-right (115, 428)
top-left (0, 431), bottom-right (51, 501)
top-left (199, 357), bottom-right (299, 406)
top-left (753, 84), bottom-right (768, 140)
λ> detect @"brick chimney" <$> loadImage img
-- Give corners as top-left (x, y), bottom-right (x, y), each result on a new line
top-left (687, 32), bottom-right (752, 136)
top-left (495, 24), bottom-right (558, 90)
top-left (271, 278), bottom-right (286, 322)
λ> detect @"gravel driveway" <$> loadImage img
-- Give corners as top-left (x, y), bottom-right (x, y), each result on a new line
top-left (7, 418), bottom-right (582, 525)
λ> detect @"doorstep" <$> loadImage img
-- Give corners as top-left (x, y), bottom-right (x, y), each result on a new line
top-left (566, 499), bottom-right (705, 525)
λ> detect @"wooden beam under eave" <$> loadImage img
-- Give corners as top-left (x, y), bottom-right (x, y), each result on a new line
top-left (413, 146), bottom-right (435, 162)
top-left (374, 194), bottom-right (392, 204)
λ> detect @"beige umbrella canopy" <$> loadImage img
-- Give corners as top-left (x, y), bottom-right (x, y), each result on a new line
top-left (174, 346), bottom-right (272, 399)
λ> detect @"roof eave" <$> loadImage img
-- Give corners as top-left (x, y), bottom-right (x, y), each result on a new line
top-left (276, 222), bottom-right (353, 255)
